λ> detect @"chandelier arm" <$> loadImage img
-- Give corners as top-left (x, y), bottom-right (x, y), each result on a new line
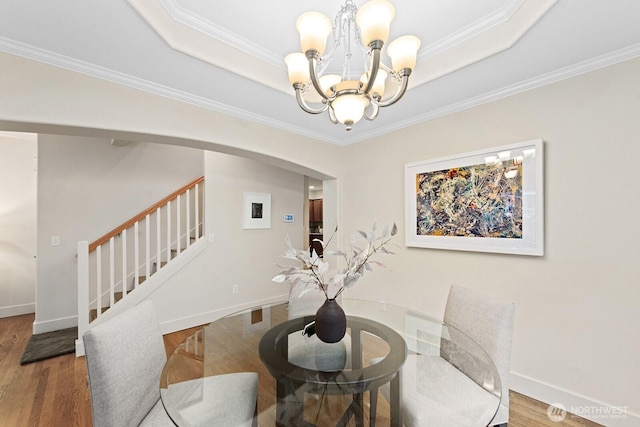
top-left (306, 51), bottom-right (332, 102)
top-left (363, 102), bottom-right (379, 121)
top-left (361, 41), bottom-right (383, 95)
top-left (374, 69), bottom-right (412, 108)
top-left (293, 84), bottom-right (329, 114)
top-left (328, 105), bottom-right (338, 124)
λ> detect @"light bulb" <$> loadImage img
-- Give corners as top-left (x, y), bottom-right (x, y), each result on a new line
top-left (361, 69), bottom-right (388, 97)
top-left (296, 12), bottom-right (333, 55)
top-left (285, 53), bottom-right (310, 85)
top-left (320, 74), bottom-right (342, 96)
top-left (306, 74), bottom-right (342, 103)
top-left (355, 0), bottom-right (395, 46)
top-left (387, 35), bottom-right (421, 71)
top-left (332, 94), bottom-right (368, 128)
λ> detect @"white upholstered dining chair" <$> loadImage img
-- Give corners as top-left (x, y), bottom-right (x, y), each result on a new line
top-left (83, 301), bottom-right (258, 427)
top-left (441, 284), bottom-right (515, 426)
top-left (370, 285), bottom-right (515, 427)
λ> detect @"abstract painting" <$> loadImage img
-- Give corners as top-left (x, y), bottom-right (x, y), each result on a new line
top-left (416, 163), bottom-right (523, 238)
top-left (405, 140), bottom-right (543, 255)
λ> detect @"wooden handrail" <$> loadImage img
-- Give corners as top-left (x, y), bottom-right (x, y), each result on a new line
top-left (89, 176), bottom-right (204, 252)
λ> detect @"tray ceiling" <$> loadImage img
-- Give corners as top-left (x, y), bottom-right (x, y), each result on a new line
top-left (1, 0), bottom-right (639, 145)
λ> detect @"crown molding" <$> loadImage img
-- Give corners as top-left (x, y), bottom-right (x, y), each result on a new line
top-left (0, 36), bottom-right (340, 144)
top-left (344, 42), bottom-right (640, 145)
top-left (419, 0), bottom-right (526, 59)
top-left (410, 0), bottom-right (558, 88)
top-left (154, 0), bottom-right (529, 72)
top-left (127, 0), bottom-right (291, 96)
top-left (159, 0), bottom-right (283, 69)
top-left (1, 36), bottom-right (639, 147)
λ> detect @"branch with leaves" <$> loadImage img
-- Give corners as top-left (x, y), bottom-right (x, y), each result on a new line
top-left (272, 222), bottom-right (397, 299)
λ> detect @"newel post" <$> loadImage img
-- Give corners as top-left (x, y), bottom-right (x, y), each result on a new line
top-left (76, 241), bottom-right (89, 356)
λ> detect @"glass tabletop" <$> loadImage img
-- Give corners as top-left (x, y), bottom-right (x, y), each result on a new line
top-left (160, 298), bottom-right (502, 426)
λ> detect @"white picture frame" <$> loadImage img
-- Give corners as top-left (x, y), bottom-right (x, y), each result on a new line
top-left (405, 139), bottom-right (544, 256)
top-left (243, 192), bottom-right (271, 229)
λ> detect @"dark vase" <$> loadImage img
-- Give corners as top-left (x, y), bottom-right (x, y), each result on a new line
top-left (315, 298), bottom-right (347, 343)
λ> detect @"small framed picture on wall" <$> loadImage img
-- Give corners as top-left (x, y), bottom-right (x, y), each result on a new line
top-left (243, 192), bottom-right (271, 229)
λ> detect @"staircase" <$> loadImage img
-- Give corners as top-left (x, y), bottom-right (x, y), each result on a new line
top-left (86, 249), bottom-right (177, 322)
top-left (76, 176), bottom-right (205, 355)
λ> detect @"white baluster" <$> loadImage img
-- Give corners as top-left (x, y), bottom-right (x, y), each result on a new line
top-left (96, 245), bottom-right (102, 318)
top-left (122, 229), bottom-right (127, 295)
top-left (176, 194), bottom-right (181, 254)
top-left (156, 207), bottom-right (161, 274)
top-left (186, 189), bottom-right (191, 248)
top-left (134, 221), bottom-right (140, 289)
top-left (145, 214), bottom-right (150, 279)
top-left (167, 200), bottom-right (171, 263)
top-left (109, 237), bottom-right (115, 308)
top-left (195, 183), bottom-right (200, 239)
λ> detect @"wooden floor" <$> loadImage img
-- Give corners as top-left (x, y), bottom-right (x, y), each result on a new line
top-left (0, 313), bottom-right (602, 427)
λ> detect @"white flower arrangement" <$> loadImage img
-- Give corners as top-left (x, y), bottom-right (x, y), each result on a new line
top-left (272, 222), bottom-right (397, 299)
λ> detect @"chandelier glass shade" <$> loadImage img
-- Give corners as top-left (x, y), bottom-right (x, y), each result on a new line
top-left (285, 0), bottom-right (421, 131)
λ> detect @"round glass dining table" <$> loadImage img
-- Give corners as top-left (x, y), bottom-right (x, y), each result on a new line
top-left (160, 298), bottom-right (502, 427)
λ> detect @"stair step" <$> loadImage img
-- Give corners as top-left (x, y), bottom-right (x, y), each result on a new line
top-left (88, 291), bottom-right (124, 322)
top-left (89, 307), bottom-right (107, 322)
top-left (153, 261), bottom-right (168, 271)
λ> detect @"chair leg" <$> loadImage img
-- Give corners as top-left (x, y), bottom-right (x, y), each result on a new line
top-left (252, 400), bottom-right (258, 427)
top-left (369, 387), bottom-right (378, 427)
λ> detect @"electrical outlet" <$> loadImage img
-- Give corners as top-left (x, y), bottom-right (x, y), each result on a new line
top-left (232, 285), bottom-right (239, 294)
top-left (379, 301), bottom-right (387, 311)
top-left (51, 236), bottom-right (60, 246)
top-left (350, 233), bottom-right (357, 244)
top-left (208, 233), bottom-right (215, 243)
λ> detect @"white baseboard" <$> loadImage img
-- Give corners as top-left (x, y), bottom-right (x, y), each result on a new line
top-left (33, 314), bottom-right (77, 334)
top-left (74, 294), bottom-right (289, 358)
top-left (511, 372), bottom-right (639, 426)
top-left (75, 339), bottom-right (85, 357)
top-left (0, 302), bottom-right (35, 318)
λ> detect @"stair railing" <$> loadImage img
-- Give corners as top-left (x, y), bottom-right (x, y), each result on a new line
top-left (77, 176), bottom-right (204, 340)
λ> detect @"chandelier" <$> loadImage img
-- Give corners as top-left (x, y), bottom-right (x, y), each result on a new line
top-left (285, 0), bottom-right (420, 131)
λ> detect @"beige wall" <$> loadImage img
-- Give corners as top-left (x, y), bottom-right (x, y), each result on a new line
top-left (0, 49), bottom-right (638, 424)
top-left (0, 132), bottom-right (37, 317)
top-left (36, 135), bottom-right (203, 332)
top-left (149, 151), bottom-right (306, 328)
top-left (0, 52), bottom-right (341, 183)
top-left (341, 58), bottom-right (640, 422)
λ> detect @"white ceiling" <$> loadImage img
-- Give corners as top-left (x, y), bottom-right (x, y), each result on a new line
top-left (1, 0), bottom-right (639, 145)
